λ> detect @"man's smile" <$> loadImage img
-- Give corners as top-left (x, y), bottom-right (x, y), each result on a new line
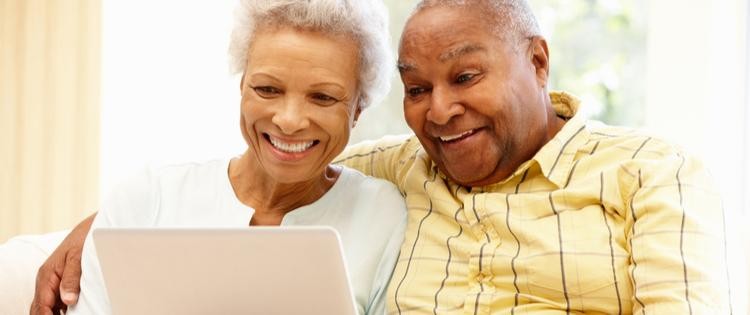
top-left (436, 128), bottom-right (479, 143)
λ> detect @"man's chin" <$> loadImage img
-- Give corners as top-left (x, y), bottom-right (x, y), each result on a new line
top-left (440, 164), bottom-right (491, 187)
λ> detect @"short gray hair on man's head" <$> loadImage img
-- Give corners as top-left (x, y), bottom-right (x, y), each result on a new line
top-left (229, 0), bottom-right (393, 110)
top-left (413, 0), bottom-right (541, 45)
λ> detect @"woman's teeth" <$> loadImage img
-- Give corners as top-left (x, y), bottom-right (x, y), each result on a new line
top-left (440, 129), bottom-right (475, 142)
top-left (269, 136), bottom-right (315, 153)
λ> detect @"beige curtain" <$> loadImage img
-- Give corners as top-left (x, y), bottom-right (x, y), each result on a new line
top-left (0, 0), bottom-right (100, 242)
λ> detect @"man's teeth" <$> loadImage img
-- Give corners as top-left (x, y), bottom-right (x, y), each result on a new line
top-left (269, 137), bottom-right (314, 153)
top-left (439, 130), bottom-right (475, 142)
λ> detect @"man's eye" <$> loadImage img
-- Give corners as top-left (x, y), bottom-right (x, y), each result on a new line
top-left (253, 86), bottom-right (281, 98)
top-left (311, 93), bottom-right (339, 106)
top-left (407, 87), bottom-right (426, 97)
top-left (456, 73), bottom-right (476, 84)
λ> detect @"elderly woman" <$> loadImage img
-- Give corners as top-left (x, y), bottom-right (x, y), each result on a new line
top-left (57, 0), bottom-right (406, 314)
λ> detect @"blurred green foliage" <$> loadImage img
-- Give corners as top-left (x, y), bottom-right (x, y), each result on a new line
top-left (529, 0), bottom-right (647, 125)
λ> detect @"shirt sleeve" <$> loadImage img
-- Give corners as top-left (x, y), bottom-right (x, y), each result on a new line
top-left (625, 153), bottom-right (731, 314)
top-left (67, 168), bottom-right (159, 315)
top-left (334, 134), bottom-right (418, 189)
top-left (0, 231), bottom-right (67, 315)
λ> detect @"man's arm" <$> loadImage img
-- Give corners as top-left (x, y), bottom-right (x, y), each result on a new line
top-left (334, 134), bottom-right (418, 187)
top-left (626, 153), bottom-right (731, 314)
top-left (30, 214), bottom-right (95, 315)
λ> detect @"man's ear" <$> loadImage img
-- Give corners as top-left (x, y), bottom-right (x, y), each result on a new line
top-left (529, 36), bottom-right (550, 88)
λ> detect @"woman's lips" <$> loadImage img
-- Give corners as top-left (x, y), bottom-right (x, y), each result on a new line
top-left (262, 133), bottom-right (320, 162)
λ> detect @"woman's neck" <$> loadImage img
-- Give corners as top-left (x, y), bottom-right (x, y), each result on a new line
top-left (228, 150), bottom-right (340, 223)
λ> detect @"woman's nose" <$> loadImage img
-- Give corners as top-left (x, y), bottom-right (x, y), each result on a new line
top-left (271, 98), bottom-right (311, 134)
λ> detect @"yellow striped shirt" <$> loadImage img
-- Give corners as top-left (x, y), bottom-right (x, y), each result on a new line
top-left (336, 91), bottom-right (731, 314)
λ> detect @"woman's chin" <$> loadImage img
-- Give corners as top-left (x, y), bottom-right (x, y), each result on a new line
top-left (264, 164), bottom-right (319, 184)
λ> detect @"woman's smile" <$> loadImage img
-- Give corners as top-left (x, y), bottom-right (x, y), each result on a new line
top-left (263, 132), bottom-right (321, 162)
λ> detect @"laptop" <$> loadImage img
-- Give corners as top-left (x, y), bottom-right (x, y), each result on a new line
top-left (93, 227), bottom-right (358, 315)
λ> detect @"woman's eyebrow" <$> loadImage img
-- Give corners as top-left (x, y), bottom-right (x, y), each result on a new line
top-left (309, 82), bottom-right (347, 96)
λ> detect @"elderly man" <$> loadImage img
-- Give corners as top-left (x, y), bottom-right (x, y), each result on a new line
top-left (32, 0), bottom-right (731, 314)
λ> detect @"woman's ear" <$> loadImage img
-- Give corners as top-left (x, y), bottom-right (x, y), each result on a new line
top-left (239, 69), bottom-right (247, 95)
top-left (352, 105), bottom-right (363, 128)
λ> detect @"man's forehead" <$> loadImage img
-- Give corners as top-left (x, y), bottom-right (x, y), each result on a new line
top-left (398, 41), bottom-right (487, 73)
top-left (438, 43), bottom-right (486, 62)
top-left (400, 4), bottom-right (487, 42)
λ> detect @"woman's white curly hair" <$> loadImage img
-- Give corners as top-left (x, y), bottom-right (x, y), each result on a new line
top-left (229, 0), bottom-right (393, 110)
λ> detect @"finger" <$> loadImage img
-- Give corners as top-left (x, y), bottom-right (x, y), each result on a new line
top-left (29, 301), bottom-right (54, 315)
top-left (55, 302), bottom-right (67, 314)
top-left (30, 264), bottom-right (62, 315)
top-left (59, 249), bottom-right (83, 305)
top-left (31, 299), bottom-right (66, 315)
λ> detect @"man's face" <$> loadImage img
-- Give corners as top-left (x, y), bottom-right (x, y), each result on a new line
top-left (399, 5), bottom-right (554, 187)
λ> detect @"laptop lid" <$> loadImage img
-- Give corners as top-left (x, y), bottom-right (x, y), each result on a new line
top-left (93, 227), bottom-right (358, 315)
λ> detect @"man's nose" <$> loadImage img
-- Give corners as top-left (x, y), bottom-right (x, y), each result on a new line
top-left (272, 97), bottom-right (311, 134)
top-left (426, 86), bottom-right (465, 125)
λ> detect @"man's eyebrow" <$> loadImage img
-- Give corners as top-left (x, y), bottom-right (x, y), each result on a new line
top-left (397, 44), bottom-right (485, 73)
top-left (438, 44), bottom-right (486, 62)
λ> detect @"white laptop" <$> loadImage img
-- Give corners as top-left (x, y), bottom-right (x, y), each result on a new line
top-left (93, 227), bottom-right (358, 315)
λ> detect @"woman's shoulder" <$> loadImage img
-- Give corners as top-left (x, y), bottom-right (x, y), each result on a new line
top-left (334, 166), bottom-right (406, 218)
top-left (146, 158), bottom-right (229, 182)
top-left (100, 159), bottom-right (232, 226)
top-left (338, 166), bottom-right (403, 198)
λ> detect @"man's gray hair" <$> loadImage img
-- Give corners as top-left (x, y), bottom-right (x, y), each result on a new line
top-left (414, 0), bottom-right (542, 44)
top-left (229, 0), bottom-right (393, 110)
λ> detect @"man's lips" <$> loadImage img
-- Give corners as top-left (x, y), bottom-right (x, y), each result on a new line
top-left (435, 128), bottom-right (480, 143)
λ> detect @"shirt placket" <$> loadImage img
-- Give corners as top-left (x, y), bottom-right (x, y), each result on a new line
top-left (463, 191), bottom-right (500, 315)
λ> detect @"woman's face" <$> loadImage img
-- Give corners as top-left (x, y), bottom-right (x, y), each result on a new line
top-left (239, 27), bottom-right (361, 183)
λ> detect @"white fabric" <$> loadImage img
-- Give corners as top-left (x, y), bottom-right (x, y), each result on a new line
top-left (0, 230), bottom-right (68, 315)
top-left (69, 159), bottom-right (407, 315)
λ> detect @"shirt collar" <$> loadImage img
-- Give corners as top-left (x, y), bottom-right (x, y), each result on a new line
top-left (530, 91), bottom-right (588, 188)
top-left (462, 91), bottom-right (588, 191)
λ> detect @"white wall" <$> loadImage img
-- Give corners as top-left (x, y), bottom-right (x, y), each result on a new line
top-left (101, 0), bottom-right (243, 196)
top-left (99, 0), bottom-right (413, 196)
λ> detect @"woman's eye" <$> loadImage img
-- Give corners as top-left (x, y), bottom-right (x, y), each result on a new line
top-left (456, 73), bottom-right (476, 84)
top-left (311, 93), bottom-right (339, 105)
top-left (253, 86), bottom-right (281, 98)
top-left (407, 87), bottom-right (425, 97)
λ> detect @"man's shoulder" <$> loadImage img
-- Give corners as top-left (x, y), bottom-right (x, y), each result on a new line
top-left (338, 134), bottom-right (420, 162)
top-left (584, 120), bottom-right (686, 161)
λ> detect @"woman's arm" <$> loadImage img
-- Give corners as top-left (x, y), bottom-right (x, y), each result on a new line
top-left (30, 213), bottom-right (95, 315)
